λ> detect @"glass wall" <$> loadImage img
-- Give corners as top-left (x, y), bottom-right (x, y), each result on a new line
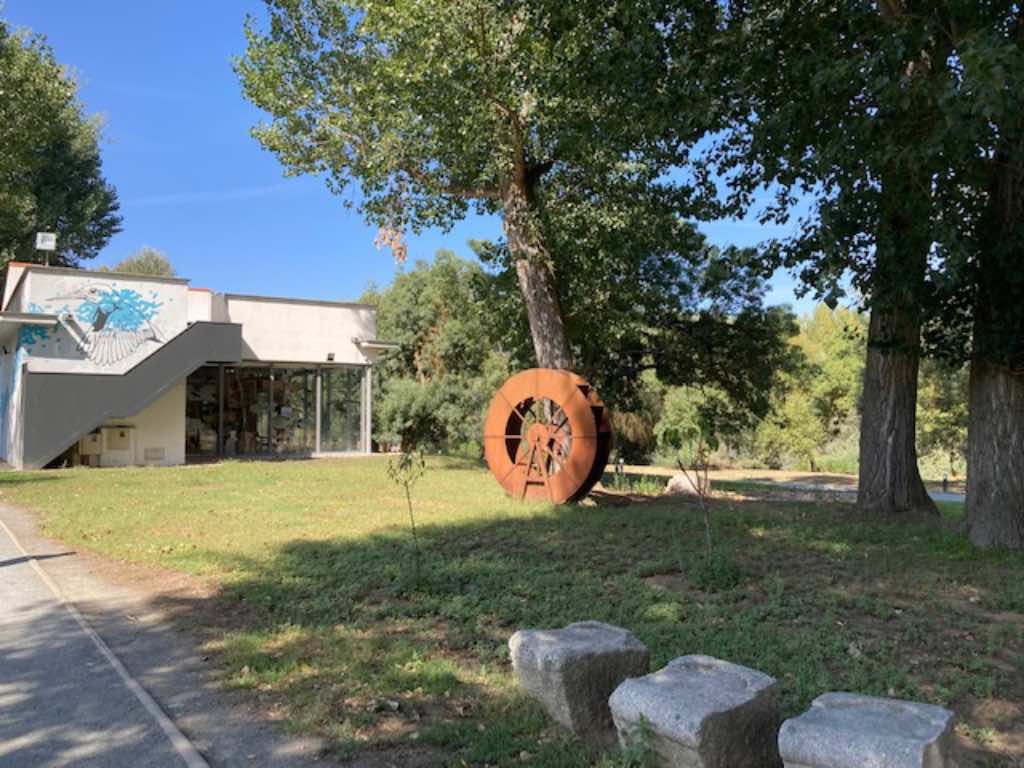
top-left (185, 366), bottom-right (219, 456)
top-left (271, 368), bottom-right (316, 454)
top-left (222, 366), bottom-right (270, 456)
top-left (321, 368), bottom-right (363, 452)
top-left (186, 364), bottom-right (366, 457)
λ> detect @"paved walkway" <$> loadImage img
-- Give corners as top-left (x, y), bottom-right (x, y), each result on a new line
top-left (0, 520), bottom-right (196, 767)
top-left (0, 504), bottom-right (330, 768)
top-left (622, 465), bottom-right (967, 503)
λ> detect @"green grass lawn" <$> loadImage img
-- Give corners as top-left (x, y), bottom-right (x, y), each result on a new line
top-left (1, 458), bottom-right (1021, 767)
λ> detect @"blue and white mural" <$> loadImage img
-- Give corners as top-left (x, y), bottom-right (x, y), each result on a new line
top-left (46, 282), bottom-right (165, 366)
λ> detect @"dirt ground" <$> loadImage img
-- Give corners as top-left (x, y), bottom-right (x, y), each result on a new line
top-left (626, 465), bottom-right (967, 494)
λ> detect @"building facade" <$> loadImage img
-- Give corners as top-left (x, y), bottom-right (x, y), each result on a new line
top-left (0, 263), bottom-right (393, 469)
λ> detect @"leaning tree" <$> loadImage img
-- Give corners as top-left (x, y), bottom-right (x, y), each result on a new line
top-left (237, 0), bottom-right (720, 370)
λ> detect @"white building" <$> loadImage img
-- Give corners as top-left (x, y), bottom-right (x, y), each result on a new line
top-left (0, 263), bottom-right (394, 469)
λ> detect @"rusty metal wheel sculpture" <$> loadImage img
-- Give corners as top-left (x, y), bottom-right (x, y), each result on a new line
top-left (484, 369), bottom-right (612, 503)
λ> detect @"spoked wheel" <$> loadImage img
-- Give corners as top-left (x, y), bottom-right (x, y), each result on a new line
top-left (484, 369), bottom-right (613, 503)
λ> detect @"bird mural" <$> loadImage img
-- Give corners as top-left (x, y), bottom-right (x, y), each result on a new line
top-left (48, 283), bottom-right (164, 366)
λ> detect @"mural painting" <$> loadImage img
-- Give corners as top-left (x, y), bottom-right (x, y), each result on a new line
top-left (49, 282), bottom-right (164, 366)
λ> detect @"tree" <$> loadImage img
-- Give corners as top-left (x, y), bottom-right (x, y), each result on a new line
top-left (796, 305), bottom-right (867, 438)
top-left (0, 20), bottom-right (121, 271)
top-left (701, 0), bottom-right (949, 516)
top-left (236, 0), bottom-right (718, 369)
top-left (472, 211), bottom-right (797, 414)
top-left (916, 360), bottom-right (968, 479)
top-left (367, 251), bottom-right (516, 451)
top-left (913, 3), bottom-right (1024, 544)
top-left (705, 1), bottom-right (1024, 540)
top-left (754, 386), bottom-right (827, 471)
top-left (749, 305), bottom-right (864, 471)
top-left (104, 247), bottom-right (175, 277)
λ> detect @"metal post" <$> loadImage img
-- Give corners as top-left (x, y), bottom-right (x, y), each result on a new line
top-left (266, 366), bottom-right (274, 454)
top-left (217, 365), bottom-right (225, 456)
top-left (362, 366), bottom-right (372, 453)
top-left (315, 368), bottom-right (322, 454)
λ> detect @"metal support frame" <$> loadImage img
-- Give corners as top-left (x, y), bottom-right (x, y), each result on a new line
top-left (189, 361), bottom-right (370, 459)
top-left (217, 364), bottom-right (225, 456)
top-left (362, 365), bottom-right (372, 453)
top-left (314, 368), bottom-right (322, 453)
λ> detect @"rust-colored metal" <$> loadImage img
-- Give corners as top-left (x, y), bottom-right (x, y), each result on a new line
top-left (484, 368), bottom-right (612, 503)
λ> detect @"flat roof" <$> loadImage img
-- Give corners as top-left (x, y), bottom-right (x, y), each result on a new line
top-left (7, 263), bottom-right (190, 285)
top-left (222, 293), bottom-right (375, 310)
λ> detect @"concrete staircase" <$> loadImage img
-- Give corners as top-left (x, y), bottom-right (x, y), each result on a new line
top-left (19, 321), bottom-right (241, 469)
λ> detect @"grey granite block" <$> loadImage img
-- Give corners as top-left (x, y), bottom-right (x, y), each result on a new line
top-left (508, 621), bottom-right (649, 744)
top-left (779, 692), bottom-right (956, 768)
top-left (609, 654), bottom-right (782, 767)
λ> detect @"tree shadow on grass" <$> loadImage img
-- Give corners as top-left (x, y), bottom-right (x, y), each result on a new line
top-left (0, 472), bottom-right (65, 486)
top-left (149, 494), bottom-right (1022, 767)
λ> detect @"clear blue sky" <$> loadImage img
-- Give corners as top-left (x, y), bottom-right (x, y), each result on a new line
top-left (6, 0), bottom-right (811, 311)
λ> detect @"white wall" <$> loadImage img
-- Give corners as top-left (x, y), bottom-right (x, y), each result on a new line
top-left (98, 380), bottom-right (186, 467)
top-left (0, 344), bottom-right (18, 464)
top-left (187, 289), bottom-right (213, 322)
top-left (3, 263), bottom-right (28, 311)
top-left (217, 295), bottom-right (376, 365)
top-left (14, 267), bottom-right (189, 375)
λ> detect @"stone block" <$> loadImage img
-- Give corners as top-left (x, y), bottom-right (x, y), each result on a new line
top-left (609, 655), bottom-right (781, 767)
top-left (664, 472), bottom-right (710, 497)
top-left (508, 621), bottom-right (649, 744)
top-left (778, 692), bottom-right (955, 768)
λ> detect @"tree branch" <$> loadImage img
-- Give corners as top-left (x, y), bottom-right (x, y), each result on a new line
top-left (400, 162), bottom-right (500, 200)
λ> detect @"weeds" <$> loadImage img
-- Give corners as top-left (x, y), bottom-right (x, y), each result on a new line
top-left (386, 450), bottom-right (427, 580)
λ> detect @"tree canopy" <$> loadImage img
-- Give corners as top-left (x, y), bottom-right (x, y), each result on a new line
top-left (237, 0), bottom-right (723, 368)
top-left (363, 251), bottom-right (514, 451)
top-left (695, 0), bottom-right (1024, 538)
top-left (0, 20), bottom-right (121, 270)
top-left (102, 247), bottom-right (176, 277)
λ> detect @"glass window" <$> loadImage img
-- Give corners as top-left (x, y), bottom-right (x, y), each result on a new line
top-left (223, 366), bottom-right (271, 456)
top-left (270, 368), bottom-right (316, 454)
top-left (320, 368), bottom-right (363, 452)
top-left (186, 365), bottom-right (219, 456)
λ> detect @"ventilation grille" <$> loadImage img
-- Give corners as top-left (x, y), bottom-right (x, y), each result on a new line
top-left (143, 447), bottom-right (166, 463)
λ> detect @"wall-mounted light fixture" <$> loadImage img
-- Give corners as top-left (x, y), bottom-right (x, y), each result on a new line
top-left (326, 352), bottom-right (335, 362)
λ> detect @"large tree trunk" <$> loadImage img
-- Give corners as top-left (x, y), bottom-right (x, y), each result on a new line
top-left (966, 137), bottom-right (1024, 547)
top-left (857, 0), bottom-right (940, 518)
top-left (857, 305), bottom-right (937, 516)
top-left (502, 181), bottom-right (573, 369)
top-left (966, 357), bottom-right (1024, 547)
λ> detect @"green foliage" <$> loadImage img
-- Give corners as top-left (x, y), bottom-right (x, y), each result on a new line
top-left (603, 718), bottom-right (658, 768)
top-left (369, 251), bottom-right (517, 452)
top-left (610, 371), bottom-right (666, 463)
top-left (655, 387), bottom-right (707, 458)
top-left (5, 459), bottom-right (1017, 765)
top-left (473, 207), bottom-right (794, 411)
top-left (796, 305), bottom-right (866, 435)
top-left (917, 360), bottom-right (969, 478)
top-left (0, 20), bottom-right (121, 269)
top-left (386, 450), bottom-right (427, 579)
top-left (237, 0), bottom-right (709, 234)
top-left (102, 246), bottom-right (176, 277)
top-left (239, 0), bottom-right (802, 416)
top-left (688, 549), bottom-right (744, 592)
top-left (753, 387), bottom-right (828, 471)
top-left (651, 304), bottom-right (803, 428)
top-left (751, 305), bottom-right (867, 471)
top-left (702, 1), bottom-right (1024, 366)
